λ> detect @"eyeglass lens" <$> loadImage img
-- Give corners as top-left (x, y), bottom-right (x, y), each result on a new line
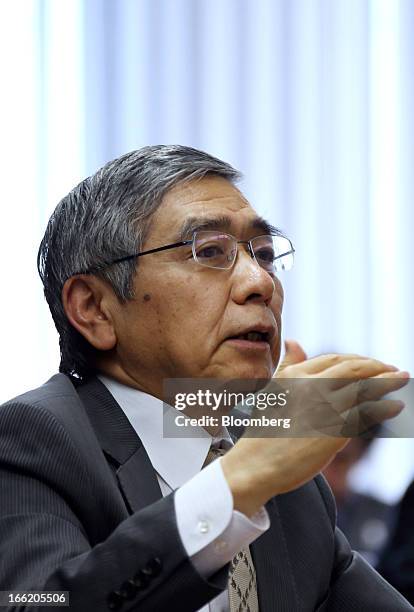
top-left (192, 231), bottom-right (294, 272)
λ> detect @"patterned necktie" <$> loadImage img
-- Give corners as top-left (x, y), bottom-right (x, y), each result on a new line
top-left (203, 446), bottom-right (259, 612)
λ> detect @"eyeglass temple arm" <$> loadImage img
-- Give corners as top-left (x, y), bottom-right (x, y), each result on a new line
top-left (74, 239), bottom-right (193, 274)
top-left (274, 247), bottom-right (295, 261)
top-left (110, 239), bottom-right (193, 265)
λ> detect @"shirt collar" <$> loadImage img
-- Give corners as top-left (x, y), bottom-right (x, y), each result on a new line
top-left (98, 375), bottom-right (232, 490)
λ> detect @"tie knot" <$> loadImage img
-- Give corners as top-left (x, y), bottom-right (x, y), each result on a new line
top-left (203, 444), bottom-right (226, 467)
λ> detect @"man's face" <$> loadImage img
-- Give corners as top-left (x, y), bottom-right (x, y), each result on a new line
top-left (110, 176), bottom-right (284, 395)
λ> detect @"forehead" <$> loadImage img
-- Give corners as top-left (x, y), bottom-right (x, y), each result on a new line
top-left (149, 175), bottom-right (258, 241)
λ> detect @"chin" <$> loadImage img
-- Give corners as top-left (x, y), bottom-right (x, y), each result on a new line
top-left (226, 368), bottom-right (271, 396)
top-left (224, 363), bottom-right (273, 382)
top-left (201, 352), bottom-right (276, 382)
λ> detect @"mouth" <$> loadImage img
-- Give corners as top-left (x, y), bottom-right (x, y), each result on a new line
top-left (225, 328), bottom-right (274, 350)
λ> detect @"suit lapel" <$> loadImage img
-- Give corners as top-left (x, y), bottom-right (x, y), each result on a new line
top-left (77, 377), bottom-right (163, 513)
top-left (116, 445), bottom-right (163, 512)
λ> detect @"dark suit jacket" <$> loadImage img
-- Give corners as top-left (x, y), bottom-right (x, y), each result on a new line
top-left (377, 479), bottom-right (414, 605)
top-left (0, 374), bottom-right (411, 611)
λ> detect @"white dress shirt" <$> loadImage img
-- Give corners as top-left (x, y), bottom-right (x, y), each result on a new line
top-left (98, 375), bottom-right (270, 612)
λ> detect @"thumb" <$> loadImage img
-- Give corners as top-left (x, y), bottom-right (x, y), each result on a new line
top-left (276, 339), bottom-right (307, 374)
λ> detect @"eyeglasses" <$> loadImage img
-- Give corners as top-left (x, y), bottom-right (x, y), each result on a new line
top-left (83, 231), bottom-right (295, 274)
top-left (78, 231), bottom-right (295, 275)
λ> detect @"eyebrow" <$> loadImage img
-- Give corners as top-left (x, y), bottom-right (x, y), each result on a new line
top-left (177, 215), bottom-right (284, 242)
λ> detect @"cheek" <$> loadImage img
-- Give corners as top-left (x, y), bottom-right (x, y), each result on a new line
top-left (166, 287), bottom-right (227, 357)
top-left (140, 284), bottom-right (200, 340)
top-left (134, 269), bottom-right (229, 360)
top-left (168, 293), bottom-right (221, 337)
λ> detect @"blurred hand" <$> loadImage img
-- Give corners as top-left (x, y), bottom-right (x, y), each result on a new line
top-left (221, 341), bottom-right (409, 516)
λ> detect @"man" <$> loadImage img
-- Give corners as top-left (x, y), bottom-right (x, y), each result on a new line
top-left (0, 145), bottom-right (411, 611)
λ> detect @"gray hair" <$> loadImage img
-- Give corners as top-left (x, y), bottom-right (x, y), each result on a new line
top-left (37, 145), bottom-right (241, 380)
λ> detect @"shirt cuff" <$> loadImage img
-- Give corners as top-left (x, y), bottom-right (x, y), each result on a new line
top-left (174, 457), bottom-right (270, 578)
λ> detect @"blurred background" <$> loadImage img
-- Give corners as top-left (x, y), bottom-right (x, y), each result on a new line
top-left (0, 0), bottom-right (413, 517)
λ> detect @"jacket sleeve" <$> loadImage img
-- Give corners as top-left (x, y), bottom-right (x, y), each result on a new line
top-left (0, 401), bottom-right (227, 612)
top-left (314, 474), bottom-right (413, 611)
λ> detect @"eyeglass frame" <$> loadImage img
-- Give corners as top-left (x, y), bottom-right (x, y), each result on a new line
top-left (75, 230), bottom-right (295, 275)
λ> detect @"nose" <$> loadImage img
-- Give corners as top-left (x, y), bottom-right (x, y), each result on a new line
top-left (230, 245), bottom-right (277, 306)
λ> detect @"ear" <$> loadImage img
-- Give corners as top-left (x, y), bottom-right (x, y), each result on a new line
top-left (62, 276), bottom-right (117, 351)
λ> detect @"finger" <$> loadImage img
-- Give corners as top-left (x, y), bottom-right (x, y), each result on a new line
top-left (328, 373), bottom-right (408, 411)
top-left (336, 372), bottom-right (408, 399)
top-left (357, 372), bottom-right (410, 401)
top-left (283, 353), bottom-right (368, 375)
top-left (276, 339), bottom-right (307, 374)
top-left (352, 399), bottom-right (405, 433)
top-left (320, 399), bottom-right (404, 437)
top-left (373, 370), bottom-right (410, 381)
top-left (319, 358), bottom-right (399, 382)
